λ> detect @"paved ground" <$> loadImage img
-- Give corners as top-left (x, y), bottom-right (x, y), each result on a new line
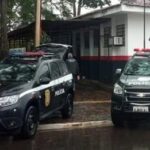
top-left (75, 79), bottom-right (112, 102)
top-left (41, 103), bottom-right (111, 124)
top-left (2, 80), bottom-right (150, 150)
top-left (2, 125), bottom-right (150, 150)
top-left (41, 79), bottom-right (112, 124)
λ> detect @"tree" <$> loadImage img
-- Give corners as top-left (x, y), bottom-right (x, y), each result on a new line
top-left (67, 0), bottom-right (111, 17)
top-left (6, 0), bottom-right (112, 33)
top-left (7, 0), bottom-right (60, 30)
top-left (0, 0), bottom-right (8, 57)
top-left (7, 0), bottom-right (112, 29)
top-left (42, 0), bottom-right (72, 19)
top-left (120, 0), bottom-right (150, 5)
top-left (47, 0), bottom-right (111, 18)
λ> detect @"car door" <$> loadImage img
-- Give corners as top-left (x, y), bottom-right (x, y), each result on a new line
top-left (37, 62), bottom-right (55, 117)
top-left (49, 61), bottom-right (63, 109)
top-left (58, 61), bottom-right (70, 105)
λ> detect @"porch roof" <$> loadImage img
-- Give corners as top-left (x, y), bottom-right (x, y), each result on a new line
top-left (8, 18), bottom-right (110, 39)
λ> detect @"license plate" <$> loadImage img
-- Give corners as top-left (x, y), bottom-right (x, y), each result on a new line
top-left (133, 106), bottom-right (149, 112)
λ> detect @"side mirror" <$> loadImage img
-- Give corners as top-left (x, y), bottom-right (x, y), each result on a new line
top-left (115, 68), bottom-right (122, 75)
top-left (113, 68), bottom-right (122, 83)
top-left (39, 77), bottom-right (50, 85)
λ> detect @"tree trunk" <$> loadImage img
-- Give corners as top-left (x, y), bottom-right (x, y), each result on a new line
top-left (77, 0), bottom-right (82, 16)
top-left (0, 0), bottom-right (2, 53)
top-left (0, 0), bottom-right (8, 58)
top-left (73, 0), bottom-right (76, 17)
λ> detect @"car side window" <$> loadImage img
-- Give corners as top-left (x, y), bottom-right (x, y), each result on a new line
top-left (59, 61), bottom-right (69, 76)
top-left (39, 64), bottom-right (50, 80)
top-left (50, 62), bottom-right (61, 80)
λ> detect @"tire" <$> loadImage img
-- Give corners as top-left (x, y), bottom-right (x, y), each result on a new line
top-left (21, 106), bottom-right (39, 138)
top-left (61, 94), bottom-right (73, 119)
top-left (111, 110), bottom-right (124, 127)
top-left (127, 120), bottom-right (138, 128)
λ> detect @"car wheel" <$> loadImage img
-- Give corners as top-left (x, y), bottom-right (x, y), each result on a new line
top-left (111, 110), bottom-right (124, 127)
top-left (61, 94), bottom-right (73, 119)
top-left (127, 120), bottom-right (138, 128)
top-left (22, 106), bottom-right (39, 138)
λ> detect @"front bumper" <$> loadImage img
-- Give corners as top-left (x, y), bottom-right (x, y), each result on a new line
top-left (111, 94), bottom-right (150, 120)
top-left (0, 103), bottom-right (23, 134)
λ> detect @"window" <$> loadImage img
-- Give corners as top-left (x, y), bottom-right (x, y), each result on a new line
top-left (94, 29), bottom-right (100, 48)
top-left (39, 64), bottom-right (50, 80)
top-left (50, 62), bottom-right (61, 79)
top-left (84, 31), bottom-right (89, 49)
top-left (116, 24), bottom-right (125, 45)
top-left (104, 27), bottom-right (111, 47)
top-left (58, 61), bottom-right (69, 76)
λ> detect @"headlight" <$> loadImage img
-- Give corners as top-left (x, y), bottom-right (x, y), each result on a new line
top-left (114, 83), bottom-right (123, 95)
top-left (0, 95), bottom-right (19, 107)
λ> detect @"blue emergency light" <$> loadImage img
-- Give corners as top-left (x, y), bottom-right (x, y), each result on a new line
top-left (9, 51), bottom-right (45, 57)
top-left (9, 51), bottom-right (25, 57)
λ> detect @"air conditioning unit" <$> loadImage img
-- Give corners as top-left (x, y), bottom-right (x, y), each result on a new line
top-left (109, 37), bottom-right (123, 46)
top-left (114, 37), bottom-right (123, 46)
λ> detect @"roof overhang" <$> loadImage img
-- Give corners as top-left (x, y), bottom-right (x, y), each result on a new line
top-left (74, 3), bottom-right (150, 20)
top-left (8, 19), bottom-right (110, 39)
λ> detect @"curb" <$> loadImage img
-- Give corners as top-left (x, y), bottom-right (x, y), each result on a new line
top-left (38, 120), bottom-right (112, 131)
top-left (74, 101), bottom-right (111, 104)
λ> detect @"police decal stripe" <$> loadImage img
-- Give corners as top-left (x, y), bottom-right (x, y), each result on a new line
top-left (19, 74), bottom-right (73, 98)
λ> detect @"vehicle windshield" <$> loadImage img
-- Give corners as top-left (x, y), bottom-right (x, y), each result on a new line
top-left (0, 63), bottom-right (37, 82)
top-left (124, 57), bottom-right (150, 76)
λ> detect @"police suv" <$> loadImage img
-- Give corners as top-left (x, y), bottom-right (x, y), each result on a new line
top-left (111, 48), bottom-right (150, 127)
top-left (0, 51), bottom-right (74, 138)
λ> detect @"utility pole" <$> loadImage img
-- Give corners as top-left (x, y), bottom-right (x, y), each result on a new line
top-left (35, 0), bottom-right (41, 47)
top-left (144, 0), bottom-right (146, 48)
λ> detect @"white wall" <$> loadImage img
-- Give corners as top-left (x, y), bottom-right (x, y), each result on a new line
top-left (77, 13), bottom-right (128, 57)
top-left (100, 13), bottom-right (128, 57)
top-left (74, 11), bottom-right (150, 58)
top-left (128, 13), bottom-right (150, 56)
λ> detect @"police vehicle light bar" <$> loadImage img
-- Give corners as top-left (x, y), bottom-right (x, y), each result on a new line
top-left (134, 48), bottom-right (150, 52)
top-left (9, 51), bottom-right (45, 57)
top-left (24, 51), bottom-right (45, 56)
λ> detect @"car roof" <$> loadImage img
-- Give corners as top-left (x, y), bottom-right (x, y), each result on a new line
top-left (2, 51), bottom-right (61, 65)
top-left (36, 43), bottom-right (72, 60)
top-left (42, 58), bottom-right (64, 62)
top-left (133, 52), bottom-right (150, 57)
top-left (38, 43), bottom-right (72, 48)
